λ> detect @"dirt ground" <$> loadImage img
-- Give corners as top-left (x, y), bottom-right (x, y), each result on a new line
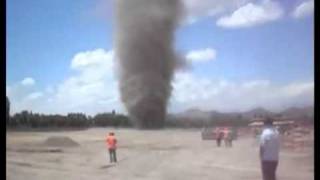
top-left (6, 128), bottom-right (314, 180)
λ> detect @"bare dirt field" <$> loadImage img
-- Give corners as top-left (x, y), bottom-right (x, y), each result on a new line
top-left (6, 128), bottom-right (313, 180)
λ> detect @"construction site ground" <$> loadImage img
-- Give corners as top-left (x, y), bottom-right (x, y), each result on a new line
top-left (6, 128), bottom-right (313, 180)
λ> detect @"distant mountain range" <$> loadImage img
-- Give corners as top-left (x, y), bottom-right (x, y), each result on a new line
top-left (280, 106), bottom-right (314, 118)
top-left (172, 106), bottom-right (314, 121)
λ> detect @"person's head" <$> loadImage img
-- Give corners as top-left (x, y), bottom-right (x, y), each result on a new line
top-left (264, 118), bottom-right (273, 127)
top-left (109, 132), bottom-right (114, 136)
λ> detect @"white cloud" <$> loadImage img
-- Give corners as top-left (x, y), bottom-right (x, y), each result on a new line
top-left (186, 48), bottom-right (217, 63)
top-left (45, 86), bottom-right (55, 94)
top-left (6, 86), bottom-right (10, 94)
top-left (25, 92), bottom-right (43, 100)
top-left (170, 72), bottom-right (314, 112)
top-left (47, 49), bottom-right (122, 115)
top-left (6, 80), bottom-right (39, 108)
top-left (292, 0), bottom-right (314, 19)
top-left (182, 0), bottom-right (251, 24)
top-left (242, 80), bottom-right (270, 89)
top-left (6, 82), bottom-right (45, 114)
top-left (71, 49), bottom-right (114, 70)
top-left (6, 48), bottom-right (314, 115)
top-left (7, 49), bottom-right (123, 115)
top-left (90, 0), bottom-right (250, 25)
top-left (216, 0), bottom-right (283, 28)
top-left (92, 0), bottom-right (285, 27)
top-left (281, 82), bottom-right (314, 97)
top-left (21, 77), bottom-right (35, 86)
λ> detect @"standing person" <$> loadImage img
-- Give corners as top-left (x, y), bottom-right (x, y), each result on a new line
top-left (106, 132), bottom-right (117, 163)
top-left (224, 129), bottom-right (229, 147)
top-left (216, 128), bottom-right (224, 147)
top-left (253, 128), bottom-right (260, 146)
top-left (228, 129), bottom-right (234, 147)
top-left (254, 128), bottom-right (259, 138)
top-left (231, 127), bottom-right (238, 140)
top-left (259, 119), bottom-right (280, 180)
top-left (224, 129), bottom-right (232, 147)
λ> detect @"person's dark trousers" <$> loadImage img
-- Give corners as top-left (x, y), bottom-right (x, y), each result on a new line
top-left (261, 161), bottom-right (278, 180)
top-left (109, 149), bottom-right (117, 163)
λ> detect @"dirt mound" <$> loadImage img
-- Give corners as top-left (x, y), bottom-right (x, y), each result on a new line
top-left (8, 147), bottom-right (63, 153)
top-left (43, 136), bottom-right (79, 148)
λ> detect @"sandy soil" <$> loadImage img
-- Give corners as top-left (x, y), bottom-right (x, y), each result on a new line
top-left (6, 128), bottom-right (314, 180)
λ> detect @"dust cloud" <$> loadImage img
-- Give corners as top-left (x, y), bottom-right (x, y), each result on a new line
top-left (114, 0), bottom-right (183, 128)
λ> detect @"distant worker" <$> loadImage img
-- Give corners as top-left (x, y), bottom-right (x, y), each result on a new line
top-left (259, 119), bottom-right (280, 180)
top-left (224, 129), bottom-right (233, 147)
top-left (216, 128), bottom-right (224, 147)
top-left (223, 129), bottom-right (228, 147)
top-left (231, 127), bottom-right (238, 140)
top-left (253, 128), bottom-right (260, 146)
top-left (106, 132), bottom-right (117, 163)
top-left (254, 128), bottom-right (259, 138)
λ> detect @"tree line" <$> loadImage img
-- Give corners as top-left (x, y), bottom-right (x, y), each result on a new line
top-left (7, 111), bottom-right (132, 129)
top-left (6, 96), bottom-right (131, 129)
top-left (6, 111), bottom-right (132, 129)
top-left (6, 96), bottom-right (250, 129)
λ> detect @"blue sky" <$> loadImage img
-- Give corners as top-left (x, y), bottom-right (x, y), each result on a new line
top-left (177, 16), bottom-right (313, 83)
top-left (6, 0), bottom-right (314, 115)
top-left (7, 0), bottom-right (113, 86)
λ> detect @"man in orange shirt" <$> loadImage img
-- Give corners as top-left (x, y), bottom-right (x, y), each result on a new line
top-left (106, 132), bottom-right (117, 163)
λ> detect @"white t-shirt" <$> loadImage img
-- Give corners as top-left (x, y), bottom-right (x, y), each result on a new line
top-left (260, 127), bottom-right (280, 161)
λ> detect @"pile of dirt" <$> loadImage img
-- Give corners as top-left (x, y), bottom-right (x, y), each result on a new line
top-left (8, 147), bottom-right (63, 153)
top-left (43, 136), bottom-right (79, 148)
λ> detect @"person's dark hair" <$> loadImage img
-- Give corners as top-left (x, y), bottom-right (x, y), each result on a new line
top-left (109, 132), bottom-right (114, 135)
top-left (264, 118), bottom-right (273, 126)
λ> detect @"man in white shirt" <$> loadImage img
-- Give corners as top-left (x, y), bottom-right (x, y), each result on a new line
top-left (259, 118), bottom-right (280, 180)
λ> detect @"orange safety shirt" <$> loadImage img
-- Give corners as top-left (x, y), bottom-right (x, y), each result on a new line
top-left (106, 135), bottom-right (117, 149)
